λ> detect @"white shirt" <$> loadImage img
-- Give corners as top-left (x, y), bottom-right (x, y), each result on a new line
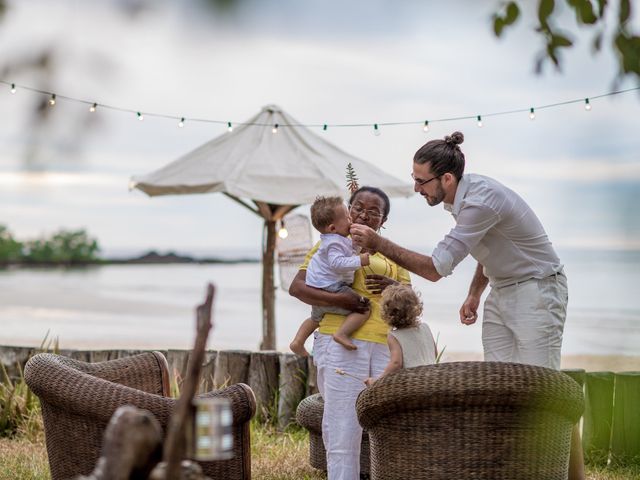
top-left (431, 173), bottom-right (563, 288)
top-left (306, 233), bottom-right (362, 288)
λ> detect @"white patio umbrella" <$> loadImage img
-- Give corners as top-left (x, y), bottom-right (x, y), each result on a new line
top-left (131, 105), bottom-right (413, 350)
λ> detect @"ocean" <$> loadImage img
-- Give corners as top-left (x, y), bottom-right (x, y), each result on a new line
top-left (1, 248), bottom-right (638, 356)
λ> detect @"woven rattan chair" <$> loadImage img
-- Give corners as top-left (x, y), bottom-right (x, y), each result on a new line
top-left (24, 352), bottom-right (256, 480)
top-left (296, 393), bottom-right (370, 474)
top-left (356, 361), bottom-right (584, 480)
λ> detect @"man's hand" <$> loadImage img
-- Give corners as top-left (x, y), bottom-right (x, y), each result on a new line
top-left (350, 224), bottom-right (381, 251)
top-left (365, 274), bottom-right (398, 295)
top-left (459, 294), bottom-right (480, 325)
top-left (337, 290), bottom-right (370, 313)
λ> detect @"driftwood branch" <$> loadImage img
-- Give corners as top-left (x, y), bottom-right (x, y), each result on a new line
top-left (162, 283), bottom-right (215, 479)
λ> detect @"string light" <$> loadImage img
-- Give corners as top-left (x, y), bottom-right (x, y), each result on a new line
top-left (178, 117), bottom-right (185, 128)
top-left (278, 220), bottom-right (288, 239)
top-left (529, 107), bottom-right (535, 120)
top-left (423, 120), bottom-right (429, 132)
top-left (227, 121), bottom-right (233, 132)
top-left (373, 124), bottom-right (380, 136)
top-left (1, 80), bottom-right (637, 131)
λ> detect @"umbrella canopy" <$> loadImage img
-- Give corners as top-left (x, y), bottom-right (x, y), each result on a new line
top-left (130, 104), bottom-right (413, 350)
top-left (131, 105), bottom-right (413, 203)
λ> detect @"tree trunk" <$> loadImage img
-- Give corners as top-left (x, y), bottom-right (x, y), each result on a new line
top-left (261, 219), bottom-right (277, 350)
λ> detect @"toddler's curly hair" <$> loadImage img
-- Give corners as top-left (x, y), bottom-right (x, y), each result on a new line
top-left (310, 196), bottom-right (344, 231)
top-left (380, 284), bottom-right (423, 329)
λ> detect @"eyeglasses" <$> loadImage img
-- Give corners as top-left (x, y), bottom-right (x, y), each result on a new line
top-left (350, 204), bottom-right (383, 219)
top-left (411, 172), bottom-right (442, 186)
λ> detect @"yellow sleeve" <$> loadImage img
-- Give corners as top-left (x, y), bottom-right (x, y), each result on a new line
top-left (397, 265), bottom-right (411, 285)
top-left (299, 241), bottom-right (320, 271)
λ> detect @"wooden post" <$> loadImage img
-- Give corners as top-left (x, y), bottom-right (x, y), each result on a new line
top-left (261, 219), bottom-right (277, 350)
top-left (610, 372), bottom-right (640, 465)
top-left (277, 353), bottom-right (308, 430)
top-left (162, 284), bottom-right (215, 479)
top-left (248, 351), bottom-right (280, 421)
top-left (213, 350), bottom-right (251, 388)
top-left (583, 371), bottom-right (615, 465)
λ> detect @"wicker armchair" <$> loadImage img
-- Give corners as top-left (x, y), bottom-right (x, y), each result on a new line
top-left (356, 362), bottom-right (584, 480)
top-left (24, 352), bottom-right (256, 480)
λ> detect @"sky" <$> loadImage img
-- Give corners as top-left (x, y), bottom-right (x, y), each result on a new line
top-left (0, 0), bottom-right (639, 257)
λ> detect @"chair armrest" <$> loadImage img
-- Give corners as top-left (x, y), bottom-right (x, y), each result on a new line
top-left (196, 383), bottom-right (256, 425)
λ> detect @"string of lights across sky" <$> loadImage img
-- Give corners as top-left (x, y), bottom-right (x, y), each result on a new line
top-left (1, 79), bottom-right (638, 134)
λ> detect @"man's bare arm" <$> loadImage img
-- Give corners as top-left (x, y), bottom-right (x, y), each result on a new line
top-left (350, 223), bottom-right (441, 282)
top-left (459, 262), bottom-right (489, 325)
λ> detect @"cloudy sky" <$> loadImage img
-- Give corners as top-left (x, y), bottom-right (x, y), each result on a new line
top-left (0, 0), bottom-right (638, 257)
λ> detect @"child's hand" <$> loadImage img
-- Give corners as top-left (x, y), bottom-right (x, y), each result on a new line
top-left (364, 377), bottom-right (376, 387)
top-left (360, 252), bottom-right (370, 266)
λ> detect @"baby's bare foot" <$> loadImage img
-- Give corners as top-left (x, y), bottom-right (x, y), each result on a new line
top-left (333, 333), bottom-right (357, 351)
top-left (289, 341), bottom-right (309, 357)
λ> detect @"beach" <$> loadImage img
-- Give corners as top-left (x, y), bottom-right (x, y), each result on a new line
top-left (1, 249), bottom-right (638, 372)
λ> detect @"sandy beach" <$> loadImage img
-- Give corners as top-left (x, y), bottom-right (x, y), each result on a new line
top-left (443, 351), bottom-right (640, 372)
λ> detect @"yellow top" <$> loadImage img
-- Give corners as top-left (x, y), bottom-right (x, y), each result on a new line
top-left (300, 241), bottom-right (411, 344)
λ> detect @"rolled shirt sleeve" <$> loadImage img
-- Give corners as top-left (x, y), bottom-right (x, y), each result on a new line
top-left (431, 203), bottom-right (500, 277)
top-left (327, 242), bottom-right (362, 273)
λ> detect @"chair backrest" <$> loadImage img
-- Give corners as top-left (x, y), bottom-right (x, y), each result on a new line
top-left (356, 361), bottom-right (584, 480)
top-left (25, 352), bottom-right (255, 480)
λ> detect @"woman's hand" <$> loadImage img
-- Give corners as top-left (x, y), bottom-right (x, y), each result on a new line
top-left (364, 274), bottom-right (398, 295)
top-left (336, 290), bottom-right (370, 313)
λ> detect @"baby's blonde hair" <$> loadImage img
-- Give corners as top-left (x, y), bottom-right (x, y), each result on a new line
top-left (380, 284), bottom-right (423, 329)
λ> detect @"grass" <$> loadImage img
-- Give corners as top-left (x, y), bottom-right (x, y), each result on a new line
top-left (0, 429), bottom-right (639, 479)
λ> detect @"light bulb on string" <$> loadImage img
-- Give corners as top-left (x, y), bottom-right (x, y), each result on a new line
top-left (529, 108), bottom-right (535, 120)
top-left (476, 115), bottom-right (483, 128)
top-left (10, 84), bottom-right (16, 94)
top-left (272, 123), bottom-right (279, 134)
top-left (278, 223), bottom-right (289, 239)
top-left (89, 103), bottom-right (97, 113)
top-left (584, 98), bottom-right (591, 111)
top-left (49, 94), bottom-right (56, 106)
top-left (423, 120), bottom-right (429, 132)
top-left (373, 124), bottom-right (380, 136)
top-left (178, 117), bottom-right (185, 128)
top-left (227, 122), bottom-right (233, 132)
top-left (323, 124), bottom-right (328, 131)
top-left (137, 112), bottom-right (144, 121)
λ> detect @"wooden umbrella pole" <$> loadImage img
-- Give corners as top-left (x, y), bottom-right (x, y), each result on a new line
top-left (261, 219), bottom-right (276, 350)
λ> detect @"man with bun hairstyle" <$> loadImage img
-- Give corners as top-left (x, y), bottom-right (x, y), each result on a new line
top-left (350, 131), bottom-right (583, 480)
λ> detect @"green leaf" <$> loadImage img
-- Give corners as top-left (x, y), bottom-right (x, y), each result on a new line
top-left (596, 0), bottom-right (608, 17)
top-left (505, 2), bottom-right (520, 24)
top-left (579, 0), bottom-right (598, 23)
top-left (553, 34), bottom-right (574, 47)
top-left (619, 0), bottom-right (630, 24)
top-left (493, 16), bottom-right (505, 36)
top-left (538, 0), bottom-right (555, 26)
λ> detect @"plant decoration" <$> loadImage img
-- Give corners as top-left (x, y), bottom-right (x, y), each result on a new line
top-left (345, 163), bottom-right (359, 194)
